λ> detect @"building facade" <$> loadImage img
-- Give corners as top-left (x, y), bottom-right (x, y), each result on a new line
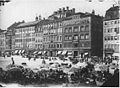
top-left (14, 20), bottom-right (40, 53)
top-left (0, 30), bottom-right (6, 54)
top-left (103, 6), bottom-right (120, 58)
top-left (5, 22), bottom-right (24, 54)
top-left (63, 12), bottom-right (103, 57)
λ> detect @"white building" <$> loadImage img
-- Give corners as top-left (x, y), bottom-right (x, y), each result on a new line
top-left (103, 6), bottom-right (120, 59)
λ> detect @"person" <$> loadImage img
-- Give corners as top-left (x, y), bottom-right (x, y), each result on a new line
top-left (11, 57), bottom-right (15, 65)
top-left (42, 59), bottom-right (46, 64)
top-left (3, 54), bottom-right (5, 59)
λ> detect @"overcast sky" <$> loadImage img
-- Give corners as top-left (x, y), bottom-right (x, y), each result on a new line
top-left (0, 0), bottom-right (118, 30)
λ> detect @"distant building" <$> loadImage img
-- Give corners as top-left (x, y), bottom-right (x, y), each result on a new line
top-left (63, 11), bottom-right (103, 57)
top-left (0, 30), bottom-right (6, 54)
top-left (6, 21), bottom-right (24, 53)
top-left (103, 6), bottom-right (120, 58)
top-left (14, 19), bottom-right (40, 53)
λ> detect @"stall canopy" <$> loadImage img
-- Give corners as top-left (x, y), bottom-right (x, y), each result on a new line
top-left (33, 51), bottom-right (38, 54)
top-left (18, 50), bottom-right (22, 54)
top-left (21, 50), bottom-right (25, 54)
top-left (62, 50), bottom-right (67, 55)
top-left (57, 51), bottom-right (62, 55)
top-left (14, 50), bottom-right (18, 54)
top-left (38, 51), bottom-right (42, 55)
top-left (84, 52), bottom-right (88, 55)
top-left (68, 51), bottom-right (73, 55)
top-left (43, 51), bottom-right (47, 54)
top-left (112, 53), bottom-right (120, 57)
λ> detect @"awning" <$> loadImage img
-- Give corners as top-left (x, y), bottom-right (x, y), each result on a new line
top-left (15, 50), bottom-right (18, 54)
top-left (18, 50), bottom-right (22, 54)
top-left (68, 51), bottom-right (73, 55)
top-left (84, 52), bottom-right (88, 55)
top-left (33, 51), bottom-right (38, 54)
top-left (43, 51), bottom-right (47, 54)
top-left (112, 53), bottom-right (120, 57)
top-left (57, 51), bottom-right (62, 55)
top-left (21, 50), bottom-right (25, 54)
top-left (38, 51), bottom-right (42, 54)
top-left (62, 50), bottom-right (67, 55)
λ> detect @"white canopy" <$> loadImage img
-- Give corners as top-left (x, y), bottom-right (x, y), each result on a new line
top-left (18, 50), bottom-right (21, 54)
top-left (38, 51), bottom-right (42, 54)
top-left (57, 51), bottom-right (62, 54)
top-left (62, 50), bottom-right (67, 55)
top-left (15, 50), bottom-right (18, 53)
top-left (33, 51), bottom-right (38, 54)
top-left (21, 50), bottom-right (25, 53)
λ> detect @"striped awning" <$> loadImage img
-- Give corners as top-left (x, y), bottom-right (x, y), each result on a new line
top-left (68, 51), bottom-right (73, 55)
top-left (38, 51), bottom-right (42, 54)
top-left (84, 52), bottom-right (88, 55)
top-left (21, 50), bottom-right (25, 54)
top-left (43, 51), bottom-right (47, 54)
top-left (15, 50), bottom-right (18, 54)
top-left (57, 51), bottom-right (62, 54)
top-left (18, 50), bottom-right (22, 54)
top-left (62, 50), bottom-right (67, 55)
top-left (33, 51), bottom-right (38, 54)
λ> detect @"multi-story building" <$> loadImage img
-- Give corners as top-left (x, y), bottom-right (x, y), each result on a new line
top-left (103, 6), bottom-right (120, 58)
top-left (15, 18), bottom-right (41, 54)
top-left (5, 21), bottom-right (24, 54)
top-left (42, 19), bottom-right (63, 57)
top-left (0, 30), bottom-right (6, 55)
top-left (40, 7), bottom-right (75, 57)
top-left (63, 11), bottom-right (103, 57)
top-left (35, 19), bottom-right (48, 52)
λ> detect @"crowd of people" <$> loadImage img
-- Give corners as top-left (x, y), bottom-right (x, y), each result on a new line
top-left (0, 53), bottom-right (119, 87)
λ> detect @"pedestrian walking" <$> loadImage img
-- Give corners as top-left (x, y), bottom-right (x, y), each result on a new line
top-left (11, 57), bottom-right (15, 65)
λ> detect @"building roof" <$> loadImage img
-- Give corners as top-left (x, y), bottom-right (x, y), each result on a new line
top-left (7, 21), bottom-right (24, 30)
top-left (17, 20), bottom-right (41, 28)
top-left (104, 6), bottom-right (119, 21)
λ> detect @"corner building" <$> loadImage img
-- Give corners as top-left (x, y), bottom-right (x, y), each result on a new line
top-left (63, 12), bottom-right (103, 57)
top-left (103, 6), bottom-right (120, 58)
top-left (15, 20), bottom-right (40, 53)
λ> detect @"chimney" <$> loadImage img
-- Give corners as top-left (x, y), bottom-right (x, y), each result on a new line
top-left (62, 7), bottom-right (65, 12)
top-left (72, 8), bottom-right (75, 13)
top-left (92, 10), bottom-right (95, 15)
top-left (59, 8), bottom-right (62, 13)
top-left (39, 15), bottom-right (41, 20)
top-left (35, 16), bottom-right (38, 21)
top-left (43, 18), bottom-right (45, 20)
top-left (66, 6), bottom-right (69, 11)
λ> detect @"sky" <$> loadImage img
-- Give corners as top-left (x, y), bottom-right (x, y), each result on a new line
top-left (0, 0), bottom-right (118, 30)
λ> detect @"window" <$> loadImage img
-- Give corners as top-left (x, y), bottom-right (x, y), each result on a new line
top-left (85, 25), bottom-right (89, 31)
top-left (74, 26), bottom-right (79, 32)
top-left (65, 36), bottom-right (68, 40)
top-left (111, 36), bottom-right (113, 40)
top-left (68, 35), bottom-right (72, 40)
top-left (80, 34), bottom-right (84, 39)
top-left (74, 43), bottom-right (78, 48)
top-left (56, 44), bottom-right (58, 48)
top-left (60, 36), bottom-right (62, 41)
top-left (80, 26), bottom-right (84, 31)
top-left (74, 35), bottom-right (78, 40)
top-left (114, 28), bottom-right (119, 34)
top-left (114, 36), bottom-right (118, 40)
top-left (60, 44), bottom-right (62, 48)
top-left (65, 28), bottom-right (68, 33)
top-left (69, 27), bottom-right (72, 32)
top-left (85, 34), bottom-right (89, 39)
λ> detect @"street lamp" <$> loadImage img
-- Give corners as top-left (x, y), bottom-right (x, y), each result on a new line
top-left (0, 0), bottom-right (10, 6)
